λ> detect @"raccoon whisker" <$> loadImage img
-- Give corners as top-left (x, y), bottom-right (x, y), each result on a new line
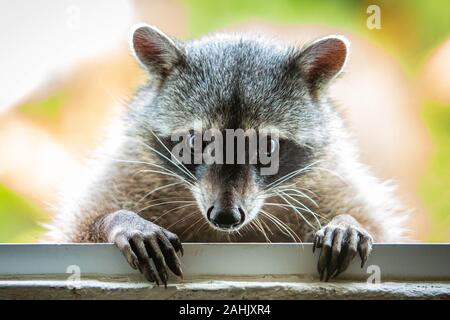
top-left (265, 202), bottom-right (309, 211)
top-left (165, 209), bottom-right (200, 230)
top-left (136, 200), bottom-right (197, 214)
top-left (254, 193), bottom-right (274, 201)
top-left (110, 157), bottom-right (195, 187)
top-left (108, 157), bottom-right (188, 180)
top-left (257, 216), bottom-right (275, 236)
top-left (247, 221), bottom-right (256, 233)
top-left (196, 221), bottom-right (209, 234)
top-left (278, 191), bottom-right (328, 222)
top-left (135, 169), bottom-right (196, 188)
top-left (132, 166), bottom-right (192, 183)
top-left (300, 143), bottom-right (315, 151)
top-left (248, 219), bottom-right (256, 230)
top-left (152, 203), bottom-right (198, 224)
top-left (263, 202), bottom-right (291, 211)
top-left (284, 184), bottom-right (318, 198)
top-left (252, 219), bottom-right (271, 243)
top-left (134, 197), bottom-right (197, 212)
top-left (274, 187), bottom-right (319, 207)
top-left (260, 209), bottom-right (302, 243)
top-left (149, 131), bottom-right (198, 181)
top-left (260, 211), bottom-right (299, 243)
top-left (276, 192), bottom-right (317, 230)
top-left (135, 182), bottom-right (184, 205)
top-left (263, 159), bottom-right (324, 191)
top-left (258, 191), bottom-right (300, 200)
top-left (274, 192), bottom-right (318, 209)
top-left (132, 165), bottom-right (192, 185)
top-left (258, 193), bottom-right (294, 206)
top-left (277, 192), bottom-right (323, 228)
top-left (264, 159), bottom-right (323, 190)
top-left (275, 182), bottom-right (319, 199)
top-left (276, 190), bottom-right (320, 217)
top-left (297, 187), bottom-right (318, 197)
top-left (107, 157), bottom-right (164, 169)
top-left (181, 216), bottom-right (206, 237)
top-left (235, 226), bottom-right (245, 238)
top-left (145, 132), bottom-right (199, 182)
top-left (266, 201), bottom-right (328, 223)
top-left (136, 196), bottom-right (196, 205)
top-left (228, 226), bottom-right (241, 238)
top-left (138, 199), bottom-right (197, 206)
top-left (135, 139), bottom-right (196, 182)
top-left (264, 200), bottom-right (323, 228)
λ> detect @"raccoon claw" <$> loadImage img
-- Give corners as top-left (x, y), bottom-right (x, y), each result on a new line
top-left (163, 228), bottom-right (184, 257)
top-left (105, 210), bottom-right (183, 286)
top-left (117, 229), bottom-right (183, 286)
top-left (314, 220), bottom-right (373, 281)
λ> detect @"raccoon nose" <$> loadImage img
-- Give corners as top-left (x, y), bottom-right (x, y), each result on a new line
top-left (207, 206), bottom-right (245, 229)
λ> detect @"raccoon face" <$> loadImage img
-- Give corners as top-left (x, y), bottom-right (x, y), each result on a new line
top-left (130, 24), bottom-right (348, 231)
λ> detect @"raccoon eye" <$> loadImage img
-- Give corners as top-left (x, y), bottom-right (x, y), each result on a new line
top-left (188, 134), bottom-right (196, 149)
top-left (269, 138), bottom-right (279, 155)
top-left (187, 132), bottom-right (201, 152)
top-left (187, 134), bottom-right (195, 149)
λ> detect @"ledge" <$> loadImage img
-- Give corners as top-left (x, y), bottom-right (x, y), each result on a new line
top-left (1, 275), bottom-right (449, 299)
top-left (0, 244), bottom-right (449, 299)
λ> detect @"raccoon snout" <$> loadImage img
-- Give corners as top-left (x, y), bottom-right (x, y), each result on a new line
top-left (206, 206), bottom-right (245, 230)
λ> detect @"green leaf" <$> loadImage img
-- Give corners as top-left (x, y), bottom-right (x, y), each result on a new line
top-left (19, 91), bottom-right (67, 119)
top-left (0, 185), bottom-right (48, 243)
top-left (419, 102), bottom-right (450, 242)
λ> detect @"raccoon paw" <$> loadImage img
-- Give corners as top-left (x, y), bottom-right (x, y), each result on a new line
top-left (312, 215), bottom-right (373, 281)
top-left (104, 210), bottom-right (183, 286)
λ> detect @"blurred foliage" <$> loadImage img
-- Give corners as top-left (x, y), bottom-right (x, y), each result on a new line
top-left (184, 0), bottom-right (450, 71)
top-left (0, 185), bottom-right (48, 243)
top-left (408, 0), bottom-right (450, 52)
top-left (19, 91), bottom-right (68, 120)
top-left (420, 103), bottom-right (450, 242)
top-left (184, 0), bottom-right (363, 35)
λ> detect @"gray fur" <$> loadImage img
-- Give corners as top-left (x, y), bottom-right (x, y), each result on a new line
top-left (46, 26), bottom-right (407, 282)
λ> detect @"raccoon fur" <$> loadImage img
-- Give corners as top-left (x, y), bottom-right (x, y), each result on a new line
top-left (47, 24), bottom-right (407, 284)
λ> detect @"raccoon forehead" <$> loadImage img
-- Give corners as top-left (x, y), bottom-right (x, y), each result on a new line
top-left (152, 70), bottom-right (315, 135)
top-left (135, 34), bottom-right (330, 140)
top-left (149, 87), bottom-right (321, 139)
top-left (151, 118), bottom-right (317, 147)
top-left (185, 32), bottom-right (288, 57)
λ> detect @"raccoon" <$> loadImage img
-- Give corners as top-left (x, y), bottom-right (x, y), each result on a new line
top-left (47, 24), bottom-right (407, 285)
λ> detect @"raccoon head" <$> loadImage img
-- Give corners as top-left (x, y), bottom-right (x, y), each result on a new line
top-left (130, 24), bottom-right (349, 232)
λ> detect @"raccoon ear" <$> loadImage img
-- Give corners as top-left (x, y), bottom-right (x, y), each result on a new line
top-left (130, 24), bottom-right (184, 81)
top-left (295, 35), bottom-right (349, 91)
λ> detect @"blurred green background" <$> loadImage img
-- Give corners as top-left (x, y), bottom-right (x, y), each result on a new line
top-left (0, 0), bottom-right (449, 242)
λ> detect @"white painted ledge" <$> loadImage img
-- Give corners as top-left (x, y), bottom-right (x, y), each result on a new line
top-left (0, 243), bottom-right (449, 299)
